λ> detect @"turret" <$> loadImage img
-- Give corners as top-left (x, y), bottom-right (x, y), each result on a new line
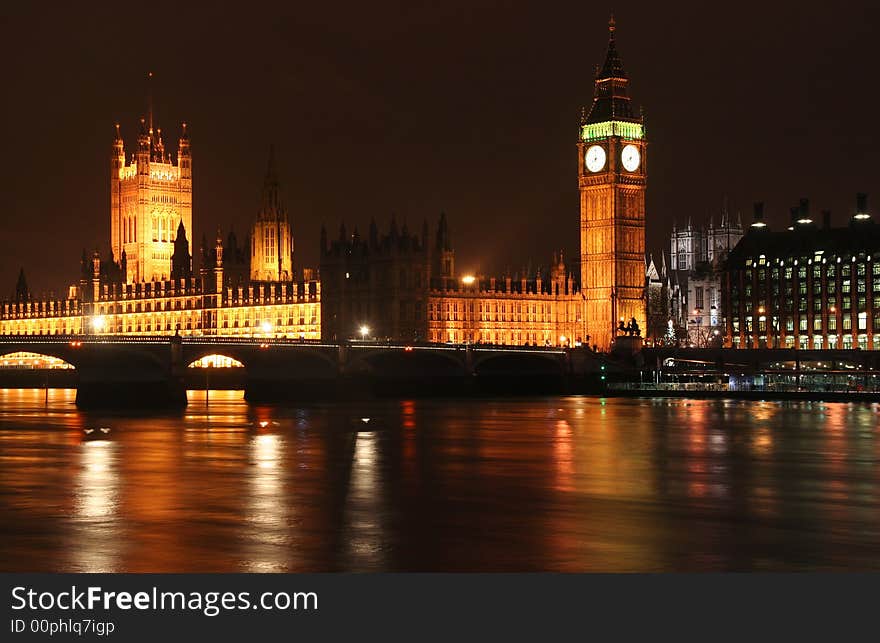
top-left (250, 146), bottom-right (292, 281)
top-left (136, 118), bottom-right (150, 175)
top-left (111, 123), bottom-right (124, 175)
top-left (434, 212), bottom-right (455, 281)
top-left (153, 127), bottom-right (165, 163)
top-left (178, 122), bottom-right (191, 179)
top-left (213, 229), bottom-right (224, 295)
top-left (214, 228), bottom-right (224, 268)
top-left (91, 250), bottom-right (101, 302)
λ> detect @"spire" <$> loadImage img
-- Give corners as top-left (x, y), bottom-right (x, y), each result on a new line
top-left (209, 226), bottom-right (223, 269)
top-left (201, 233), bottom-right (210, 266)
top-left (147, 71), bottom-right (154, 133)
top-left (436, 211), bottom-right (451, 251)
top-left (257, 145), bottom-right (285, 222)
top-left (599, 13), bottom-right (626, 80)
top-left (178, 122), bottom-right (191, 167)
top-left (583, 15), bottom-right (635, 125)
top-left (153, 127), bottom-right (165, 162)
top-left (14, 268), bottom-right (29, 303)
top-left (171, 220), bottom-right (192, 280)
top-left (137, 117), bottom-right (150, 152)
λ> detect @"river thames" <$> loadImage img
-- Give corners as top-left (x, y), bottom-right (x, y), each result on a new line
top-left (1, 388), bottom-right (878, 572)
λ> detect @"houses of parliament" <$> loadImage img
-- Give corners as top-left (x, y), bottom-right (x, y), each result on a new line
top-left (0, 18), bottom-right (647, 352)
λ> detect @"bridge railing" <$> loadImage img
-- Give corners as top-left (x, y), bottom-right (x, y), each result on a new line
top-left (0, 334), bottom-right (571, 354)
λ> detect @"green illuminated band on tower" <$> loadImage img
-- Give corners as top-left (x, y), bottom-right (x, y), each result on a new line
top-left (580, 120), bottom-right (643, 142)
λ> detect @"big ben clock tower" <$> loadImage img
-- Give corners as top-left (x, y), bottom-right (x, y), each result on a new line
top-left (578, 16), bottom-right (646, 350)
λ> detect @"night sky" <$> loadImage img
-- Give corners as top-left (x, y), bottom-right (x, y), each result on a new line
top-left (3, 1), bottom-right (879, 296)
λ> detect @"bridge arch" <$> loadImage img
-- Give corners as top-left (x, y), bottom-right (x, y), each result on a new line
top-left (0, 351), bottom-right (76, 369)
top-left (187, 354), bottom-right (245, 368)
top-left (0, 343), bottom-right (84, 368)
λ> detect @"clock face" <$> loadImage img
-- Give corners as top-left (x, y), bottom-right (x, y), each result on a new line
top-left (585, 145), bottom-right (606, 173)
top-left (621, 144), bottom-right (641, 172)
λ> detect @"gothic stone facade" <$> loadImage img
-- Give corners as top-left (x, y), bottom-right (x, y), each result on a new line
top-left (578, 18), bottom-right (647, 350)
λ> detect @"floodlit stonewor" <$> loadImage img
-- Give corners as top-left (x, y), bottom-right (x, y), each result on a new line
top-left (0, 18), bottom-right (647, 351)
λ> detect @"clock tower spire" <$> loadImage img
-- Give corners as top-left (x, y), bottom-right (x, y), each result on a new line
top-left (578, 16), bottom-right (646, 350)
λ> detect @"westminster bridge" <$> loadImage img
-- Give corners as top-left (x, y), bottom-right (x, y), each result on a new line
top-left (0, 335), bottom-right (608, 408)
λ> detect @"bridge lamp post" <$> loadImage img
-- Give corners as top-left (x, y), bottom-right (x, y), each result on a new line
top-left (359, 325), bottom-right (371, 341)
top-left (261, 320), bottom-right (273, 337)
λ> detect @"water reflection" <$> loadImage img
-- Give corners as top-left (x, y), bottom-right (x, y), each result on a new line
top-left (341, 431), bottom-right (387, 571)
top-left (244, 431), bottom-right (290, 572)
top-left (0, 390), bottom-right (879, 571)
top-left (69, 439), bottom-right (121, 572)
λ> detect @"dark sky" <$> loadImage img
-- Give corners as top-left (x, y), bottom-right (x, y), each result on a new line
top-left (3, 1), bottom-right (879, 296)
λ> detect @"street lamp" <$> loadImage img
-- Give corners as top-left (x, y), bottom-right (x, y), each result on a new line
top-left (92, 315), bottom-right (106, 334)
top-left (261, 320), bottom-right (273, 335)
top-left (693, 308), bottom-right (702, 347)
top-left (359, 325), bottom-right (370, 340)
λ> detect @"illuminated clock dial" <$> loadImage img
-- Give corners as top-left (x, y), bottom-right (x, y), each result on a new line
top-left (585, 145), bottom-right (606, 172)
top-left (621, 144), bottom-right (641, 172)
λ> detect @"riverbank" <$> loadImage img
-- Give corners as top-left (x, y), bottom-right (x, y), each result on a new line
top-left (607, 385), bottom-right (880, 403)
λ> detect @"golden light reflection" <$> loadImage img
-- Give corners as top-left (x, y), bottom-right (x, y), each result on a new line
top-left (553, 419), bottom-right (574, 492)
top-left (244, 432), bottom-right (290, 572)
top-left (751, 428), bottom-right (773, 455)
top-left (69, 440), bottom-right (121, 572)
top-left (342, 431), bottom-right (387, 571)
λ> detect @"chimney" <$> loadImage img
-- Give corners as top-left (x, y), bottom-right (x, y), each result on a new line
top-left (797, 198), bottom-right (812, 224)
top-left (854, 193), bottom-right (870, 221)
top-left (750, 202), bottom-right (766, 229)
top-left (789, 206), bottom-right (799, 230)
